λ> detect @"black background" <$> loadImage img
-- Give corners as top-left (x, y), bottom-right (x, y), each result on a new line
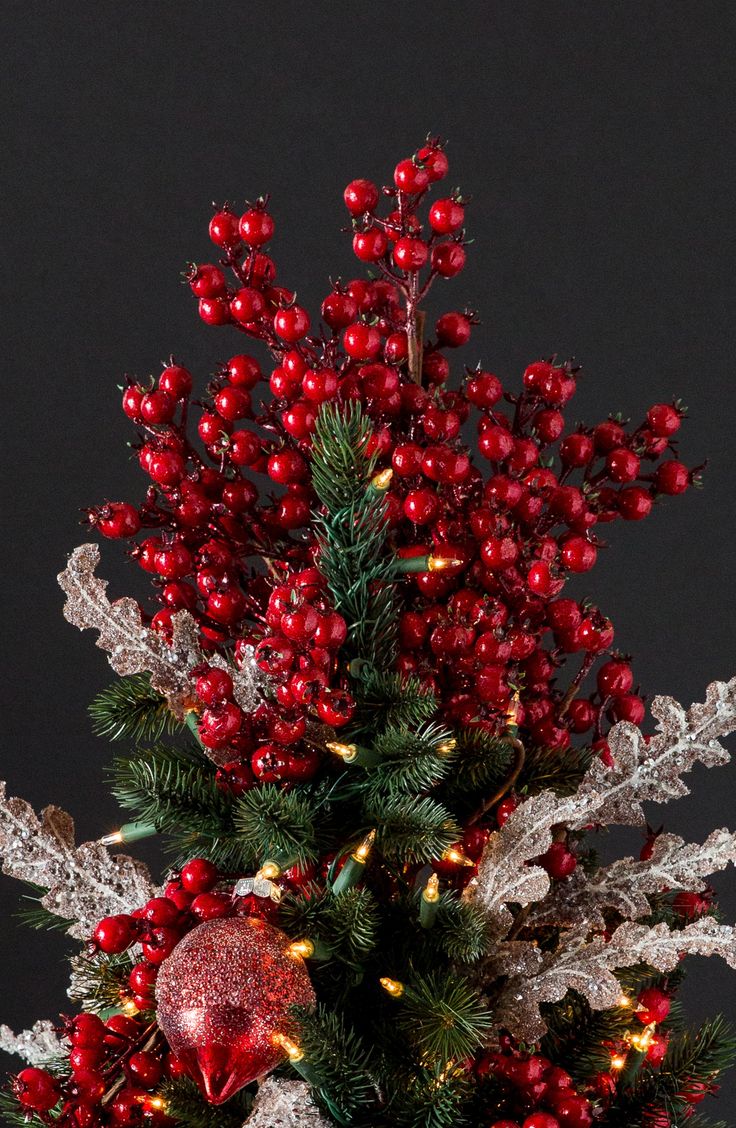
top-left (1, 1), bottom-right (734, 1119)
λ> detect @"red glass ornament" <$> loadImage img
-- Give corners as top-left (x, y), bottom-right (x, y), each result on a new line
top-left (155, 916), bottom-right (315, 1104)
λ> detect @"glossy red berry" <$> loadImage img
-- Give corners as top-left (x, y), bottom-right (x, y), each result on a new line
top-left (618, 486), bottom-right (653, 520)
top-left (637, 986), bottom-right (671, 1024)
top-left (417, 143), bottom-right (449, 181)
top-left (343, 322), bottom-right (382, 360)
top-left (655, 460), bottom-right (690, 495)
top-left (94, 914), bottom-right (138, 954)
top-left (209, 210), bottom-right (240, 248)
top-left (597, 659), bottom-right (633, 697)
top-left (353, 227), bottom-right (388, 262)
top-left (96, 502), bottom-right (141, 539)
top-left (343, 178), bottom-right (380, 215)
top-left (274, 304), bottom-right (310, 342)
top-left (606, 447), bottom-right (640, 483)
top-left (647, 403), bottom-right (682, 437)
top-left (393, 236), bottom-right (429, 271)
top-left (126, 1050), bottom-right (163, 1090)
top-left (394, 158), bottom-right (430, 193)
top-left (14, 1068), bottom-right (60, 1111)
top-left (539, 842), bottom-right (577, 879)
top-left (159, 363), bottom-right (193, 398)
top-left (560, 536), bottom-right (597, 573)
top-left (238, 208), bottom-right (275, 246)
top-left (195, 667), bottom-right (233, 706)
top-left (431, 242), bottom-right (466, 277)
top-left (436, 311), bottom-right (471, 347)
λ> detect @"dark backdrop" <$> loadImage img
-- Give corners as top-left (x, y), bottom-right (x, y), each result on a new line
top-left (1, 1), bottom-right (734, 1119)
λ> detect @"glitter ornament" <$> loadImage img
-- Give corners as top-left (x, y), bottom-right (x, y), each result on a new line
top-left (155, 916), bottom-right (315, 1104)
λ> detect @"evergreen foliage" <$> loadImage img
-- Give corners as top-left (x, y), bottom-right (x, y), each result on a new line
top-left (90, 674), bottom-right (181, 743)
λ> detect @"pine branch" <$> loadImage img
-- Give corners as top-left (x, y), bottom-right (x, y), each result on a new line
top-left (369, 795), bottom-right (459, 865)
top-left (280, 888), bottom-right (380, 967)
top-left (233, 784), bottom-right (318, 866)
top-left (311, 402), bottom-right (398, 669)
top-left (442, 730), bottom-right (515, 807)
top-left (397, 972), bottom-right (493, 1065)
top-left (110, 743), bottom-right (231, 836)
top-left (430, 894), bottom-right (491, 965)
top-left (383, 1061), bottom-right (472, 1128)
top-left (294, 1005), bottom-right (379, 1122)
top-left (351, 669), bottom-right (437, 736)
top-left (363, 722), bottom-right (455, 799)
top-left (89, 674), bottom-right (181, 743)
top-left (67, 951), bottom-right (134, 1013)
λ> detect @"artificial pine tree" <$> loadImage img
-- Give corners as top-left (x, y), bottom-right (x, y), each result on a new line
top-left (1, 139), bottom-right (735, 1128)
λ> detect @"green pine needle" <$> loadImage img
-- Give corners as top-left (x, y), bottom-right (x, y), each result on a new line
top-left (90, 674), bottom-right (180, 742)
top-left (369, 795), bottom-right (459, 865)
top-left (399, 972), bottom-right (493, 1065)
top-left (233, 783), bottom-right (318, 866)
top-left (67, 951), bottom-right (134, 1014)
top-left (294, 1005), bottom-right (379, 1121)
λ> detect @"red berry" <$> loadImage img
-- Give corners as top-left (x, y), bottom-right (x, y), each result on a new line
top-left (96, 502), bottom-right (141, 539)
top-left (198, 296), bottom-right (231, 325)
top-left (316, 687), bottom-right (355, 727)
top-left (14, 1067), bottom-right (60, 1111)
top-left (160, 364), bottom-right (193, 398)
top-left (560, 536), bottom-right (597, 573)
top-left (70, 1013), bottom-right (107, 1049)
top-left (637, 986), bottom-right (671, 1024)
top-left (126, 1050), bottom-right (163, 1090)
top-left (404, 488), bottom-right (440, 525)
top-left (274, 304), bottom-right (310, 342)
top-left (188, 263), bottom-right (226, 299)
top-left (655, 460), bottom-right (690, 495)
top-left (343, 322), bottom-right (382, 360)
top-left (551, 1095), bottom-right (592, 1128)
top-left (559, 433), bottom-right (594, 466)
top-left (608, 692), bottom-right (646, 724)
top-left (209, 209), bottom-right (240, 248)
top-left (195, 667), bottom-right (234, 706)
top-left (230, 286), bottom-right (266, 324)
top-left (94, 914), bottom-right (138, 954)
top-left (523, 1115), bottom-right (560, 1128)
top-left (239, 208), bottom-right (275, 246)
top-left (647, 403), bottom-right (681, 437)
top-left (353, 227), bottom-right (388, 262)
top-left (344, 178), bottom-right (379, 215)
top-left (417, 143), bottom-right (449, 181)
top-left (140, 389), bottom-right (175, 424)
top-left (393, 236), bottom-right (429, 271)
top-left (429, 198), bottom-right (465, 234)
top-left (496, 795), bottom-right (519, 826)
top-left (597, 659), bottom-right (633, 697)
top-left (436, 311), bottom-right (471, 347)
top-left (431, 242), bottom-right (466, 277)
top-left (226, 354), bottom-right (261, 388)
top-left (618, 486), bottom-right (653, 520)
top-left (606, 447), bottom-right (640, 483)
top-left (180, 857), bottom-right (219, 894)
top-left (539, 841), bottom-right (577, 879)
top-left (394, 158), bottom-right (430, 193)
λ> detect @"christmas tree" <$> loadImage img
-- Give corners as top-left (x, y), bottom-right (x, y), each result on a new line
top-left (1, 139), bottom-right (735, 1128)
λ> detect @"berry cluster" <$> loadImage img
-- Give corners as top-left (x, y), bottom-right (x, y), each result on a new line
top-left (86, 138), bottom-right (696, 794)
top-left (478, 1044), bottom-right (594, 1128)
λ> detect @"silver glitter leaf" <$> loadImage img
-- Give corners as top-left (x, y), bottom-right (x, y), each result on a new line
top-left (493, 918), bottom-right (736, 1041)
top-left (529, 828), bottom-right (736, 930)
top-left (573, 676), bottom-right (736, 829)
top-left (0, 1020), bottom-right (66, 1065)
top-left (58, 543), bottom-right (203, 719)
top-left (468, 678), bottom-right (736, 939)
top-left (0, 782), bottom-right (155, 938)
top-left (243, 1076), bottom-right (332, 1128)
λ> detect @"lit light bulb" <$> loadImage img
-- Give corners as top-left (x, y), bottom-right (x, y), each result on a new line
top-left (121, 998), bottom-right (139, 1017)
top-left (380, 976), bottom-right (405, 998)
top-left (627, 1022), bottom-right (656, 1052)
top-left (506, 690), bottom-right (521, 728)
top-left (441, 845), bottom-right (475, 867)
top-left (100, 830), bottom-right (124, 846)
top-left (610, 1053), bottom-right (627, 1071)
top-left (271, 1032), bottom-right (304, 1062)
top-left (436, 737), bottom-right (457, 756)
top-left (371, 468), bottom-right (394, 491)
top-left (422, 873), bottom-right (440, 904)
top-left (352, 829), bottom-right (376, 862)
top-left (617, 993), bottom-right (633, 1008)
top-left (326, 740), bottom-right (358, 762)
top-left (257, 861), bottom-right (281, 881)
top-left (427, 555), bottom-right (462, 572)
top-left (288, 939), bottom-right (315, 959)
